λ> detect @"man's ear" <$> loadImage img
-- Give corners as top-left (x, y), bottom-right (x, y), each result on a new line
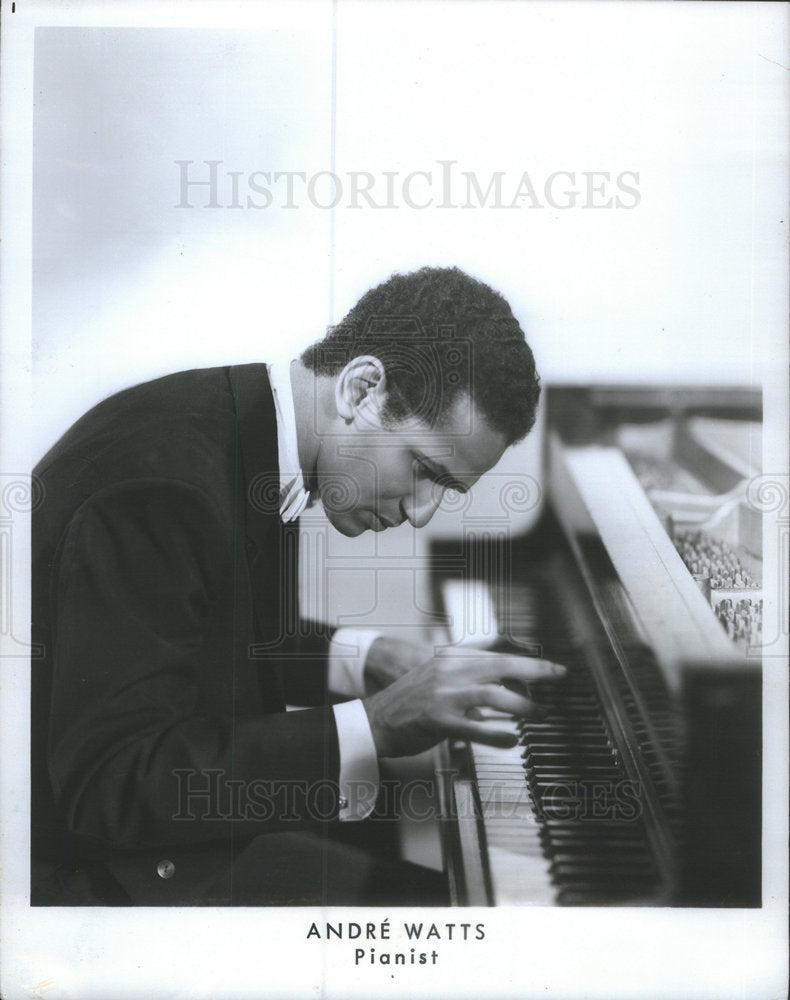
top-left (335, 355), bottom-right (387, 426)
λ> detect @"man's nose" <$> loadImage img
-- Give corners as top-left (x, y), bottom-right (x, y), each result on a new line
top-left (402, 485), bottom-right (444, 529)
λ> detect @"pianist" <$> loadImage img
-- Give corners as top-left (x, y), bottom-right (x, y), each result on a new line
top-left (31, 265), bottom-right (563, 906)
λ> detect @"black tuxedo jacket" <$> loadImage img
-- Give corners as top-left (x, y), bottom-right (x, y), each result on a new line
top-left (31, 365), bottom-right (341, 904)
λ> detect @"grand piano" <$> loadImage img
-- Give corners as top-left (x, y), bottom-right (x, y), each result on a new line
top-left (431, 386), bottom-right (762, 907)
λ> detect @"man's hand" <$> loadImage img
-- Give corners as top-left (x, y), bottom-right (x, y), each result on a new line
top-left (363, 635), bottom-right (437, 694)
top-left (362, 649), bottom-right (566, 758)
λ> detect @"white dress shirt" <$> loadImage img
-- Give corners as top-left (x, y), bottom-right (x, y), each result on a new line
top-left (267, 362), bottom-right (380, 821)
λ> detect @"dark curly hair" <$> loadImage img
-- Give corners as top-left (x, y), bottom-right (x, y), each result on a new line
top-left (301, 266), bottom-right (540, 446)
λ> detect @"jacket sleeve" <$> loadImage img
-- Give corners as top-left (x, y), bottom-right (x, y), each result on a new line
top-left (46, 479), bottom-right (341, 853)
top-left (274, 620), bottom-right (338, 706)
top-left (263, 518), bottom-right (334, 707)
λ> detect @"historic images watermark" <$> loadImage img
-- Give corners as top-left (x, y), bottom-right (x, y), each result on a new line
top-left (2, 474), bottom-right (45, 659)
top-left (174, 159), bottom-right (642, 211)
top-left (170, 768), bottom-right (644, 824)
top-left (745, 474), bottom-right (789, 657)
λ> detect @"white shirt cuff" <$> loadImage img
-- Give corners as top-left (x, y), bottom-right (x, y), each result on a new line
top-left (332, 699), bottom-right (380, 822)
top-left (328, 627), bottom-right (382, 699)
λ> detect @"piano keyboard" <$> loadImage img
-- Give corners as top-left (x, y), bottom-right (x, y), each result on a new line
top-left (514, 660), bottom-right (663, 906)
top-left (461, 676), bottom-right (666, 905)
top-left (441, 557), bottom-right (676, 906)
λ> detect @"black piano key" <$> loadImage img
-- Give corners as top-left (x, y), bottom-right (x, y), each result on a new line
top-left (550, 847), bottom-right (649, 861)
top-left (541, 824), bottom-right (645, 840)
top-left (551, 861), bottom-right (657, 879)
top-left (527, 739), bottom-right (614, 751)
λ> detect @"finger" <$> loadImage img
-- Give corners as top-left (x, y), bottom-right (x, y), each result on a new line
top-left (465, 706), bottom-right (484, 721)
top-left (435, 651), bottom-right (567, 686)
top-left (451, 719), bottom-right (520, 749)
top-left (495, 656), bottom-right (567, 683)
top-left (471, 684), bottom-right (540, 719)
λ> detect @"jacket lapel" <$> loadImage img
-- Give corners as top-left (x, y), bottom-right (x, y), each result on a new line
top-left (228, 364), bottom-right (288, 709)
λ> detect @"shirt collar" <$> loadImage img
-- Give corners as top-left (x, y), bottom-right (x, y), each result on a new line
top-left (267, 361), bottom-right (311, 522)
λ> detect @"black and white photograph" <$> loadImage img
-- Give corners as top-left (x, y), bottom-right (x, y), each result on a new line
top-left (1, 1), bottom-right (787, 998)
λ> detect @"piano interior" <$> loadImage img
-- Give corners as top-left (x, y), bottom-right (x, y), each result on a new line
top-left (432, 386), bottom-right (762, 908)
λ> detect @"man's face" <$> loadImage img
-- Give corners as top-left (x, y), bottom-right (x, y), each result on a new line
top-left (316, 390), bottom-right (508, 537)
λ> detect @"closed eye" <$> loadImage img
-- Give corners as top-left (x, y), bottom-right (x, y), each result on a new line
top-left (414, 456), bottom-right (469, 494)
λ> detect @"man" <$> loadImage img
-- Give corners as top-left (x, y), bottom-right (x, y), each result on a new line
top-left (31, 266), bottom-right (563, 906)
